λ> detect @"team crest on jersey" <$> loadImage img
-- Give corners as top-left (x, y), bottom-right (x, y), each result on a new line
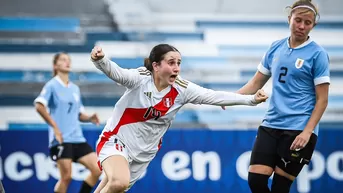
top-left (295, 58), bottom-right (304, 69)
top-left (163, 97), bottom-right (173, 108)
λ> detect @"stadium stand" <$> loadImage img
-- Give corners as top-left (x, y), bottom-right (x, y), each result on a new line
top-left (0, 0), bottom-right (342, 130)
top-left (1, 1), bottom-right (343, 193)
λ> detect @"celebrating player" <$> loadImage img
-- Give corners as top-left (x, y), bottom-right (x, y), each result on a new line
top-left (91, 44), bottom-right (268, 193)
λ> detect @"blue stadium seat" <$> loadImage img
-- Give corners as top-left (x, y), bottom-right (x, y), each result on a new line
top-left (174, 110), bottom-right (199, 123)
top-left (195, 20), bottom-right (343, 29)
top-left (0, 17), bottom-right (80, 32)
top-left (218, 45), bottom-right (343, 58)
top-left (124, 32), bottom-right (204, 41)
top-left (109, 57), bottom-right (230, 70)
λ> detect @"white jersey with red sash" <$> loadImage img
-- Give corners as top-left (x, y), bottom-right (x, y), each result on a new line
top-left (93, 58), bottom-right (257, 163)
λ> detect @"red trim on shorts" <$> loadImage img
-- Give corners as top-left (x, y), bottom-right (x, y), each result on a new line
top-left (96, 137), bottom-right (107, 156)
top-left (96, 136), bottom-right (108, 170)
top-left (97, 161), bottom-right (102, 171)
top-left (158, 138), bottom-right (163, 150)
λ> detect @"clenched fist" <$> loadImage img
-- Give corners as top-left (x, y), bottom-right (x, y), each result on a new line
top-left (253, 89), bottom-right (268, 104)
top-left (91, 46), bottom-right (105, 61)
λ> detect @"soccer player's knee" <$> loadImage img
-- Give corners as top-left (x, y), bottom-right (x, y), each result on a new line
top-left (60, 174), bottom-right (72, 184)
top-left (248, 172), bottom-right (270, 193)
top-left (107, 178), bottom-right (129, 193)
top-left (92, 168), bottom-right (102, 178)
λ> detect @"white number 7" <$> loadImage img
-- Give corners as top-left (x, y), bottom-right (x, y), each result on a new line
top-left (57, 145), bottom-right (64, 158)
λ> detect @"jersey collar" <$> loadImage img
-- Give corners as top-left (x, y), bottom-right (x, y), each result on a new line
top-left (151, 76), bottom-right (171, 94)
top-left (54, 75), bottom-right (70, 87)
top-left (287, 36), bottom-right (313, 49)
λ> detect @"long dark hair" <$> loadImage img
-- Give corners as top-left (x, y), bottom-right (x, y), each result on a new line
top-left (144, 44), bottom-right (179, 72)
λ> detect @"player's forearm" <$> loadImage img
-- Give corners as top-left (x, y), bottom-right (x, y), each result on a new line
top-left (237, 71), bottom-right (269, 95)
top-left (304, 98), bottom-right (328, 133)
top-left (79, 113), bottom-right (91, 122)
top-left (237, 81), bottom-right (261, 95)
top-left (35, 103), bottom-right (59, 132)
top-left (202, 91), bottom-right (257, 106)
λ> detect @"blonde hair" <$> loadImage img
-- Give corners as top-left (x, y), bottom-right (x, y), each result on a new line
top-left (287, 0), bottom-right (320, 22)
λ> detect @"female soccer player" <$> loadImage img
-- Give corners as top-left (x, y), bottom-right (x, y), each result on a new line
top-left (91, 44), bottom-right (269, 193)
top-left (230, 0), bottom-right (330, 192)
top-left (34, 52), bottom-right (102, 193)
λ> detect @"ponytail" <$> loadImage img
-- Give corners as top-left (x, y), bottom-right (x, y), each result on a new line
top-left (144, 58), bottom-right (153, 71)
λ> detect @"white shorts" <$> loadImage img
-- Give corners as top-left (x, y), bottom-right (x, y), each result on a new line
top-left (96, 136), bottom-right (150, 190)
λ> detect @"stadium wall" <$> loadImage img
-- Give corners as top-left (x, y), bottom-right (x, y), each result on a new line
top-left (1, 128), bottom-right (343, 193)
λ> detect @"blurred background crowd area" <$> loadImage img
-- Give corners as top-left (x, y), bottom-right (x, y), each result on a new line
top-left (0, 0), bottom-right (342, 130)
top-left (1, 1), bottom-right (343, 193)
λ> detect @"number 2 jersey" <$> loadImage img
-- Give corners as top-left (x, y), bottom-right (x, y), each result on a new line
top-left (93, 57), bottom-right (257, 163)
top-left (258, 37), bottom-right (330, 135)
top-left (34, 76), bottom-right (86, 147)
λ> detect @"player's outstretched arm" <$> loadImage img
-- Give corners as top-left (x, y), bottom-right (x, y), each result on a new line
top-left (221, 64), bottom-right (270, 110)
top-left (184, 81), bottom-right (268, 106)
top-left (91, 46), bottom-right (141, 88)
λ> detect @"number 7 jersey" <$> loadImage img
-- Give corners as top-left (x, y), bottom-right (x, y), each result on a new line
top-left (34, 76), bottom-right (86, 147)
top-left (258, 37), bottom-right (330, 135)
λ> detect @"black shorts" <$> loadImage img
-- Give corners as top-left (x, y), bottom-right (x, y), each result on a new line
top-left (250, 126), bottom-right (317, 177)
top-left (49, 142), bottom-right (94, 162)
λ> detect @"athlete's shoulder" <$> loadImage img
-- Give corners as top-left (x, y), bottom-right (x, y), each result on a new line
top-left (173, 76), bottom-right (190, 91)
top-left (136, 67), bottom-right (152, 77)
top-left (270, 37), bottom-right (288, 49)
top-left (116, 67), bottom-right (151, 89)
top-left (309, 41), bottom-right (328, 54)
top-left (264, 38), bottom-right (287, 57)
top-left (44, 77), bottom-right (59, 88)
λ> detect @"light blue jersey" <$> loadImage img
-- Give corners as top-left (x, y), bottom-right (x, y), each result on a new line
top-left (258, 37), bottom-right (330, 136)
top-left (34, 76), bottom-right (86, 147)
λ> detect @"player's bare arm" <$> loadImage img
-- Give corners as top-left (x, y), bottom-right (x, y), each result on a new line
top-left (35, 100), bottom-right (63, 143)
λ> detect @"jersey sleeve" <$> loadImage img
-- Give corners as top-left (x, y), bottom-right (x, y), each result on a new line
top-left (313, 51), bottom-right (330, 85)
top-left (257, 42), bottom-right (278, 76)
top-left (92, 57), bottom-right (143, 89)
top-left (34, 82), bottom-right (53, 107)
top-left (183, 81), bottom-right (256, 106)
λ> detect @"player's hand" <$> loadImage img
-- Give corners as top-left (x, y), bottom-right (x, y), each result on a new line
top-left (290, 131), bottom-right (311, 150)
top-left (253, 89), bottom-right (268, 104)
top-left (221, 89), bottom-right (268, 110)
top-left (91, 46), bottom-right (105, 61)
top-left (54, 130), bottom-right (63, 144)
top-left (90, 113), bottom-right (100, 126)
